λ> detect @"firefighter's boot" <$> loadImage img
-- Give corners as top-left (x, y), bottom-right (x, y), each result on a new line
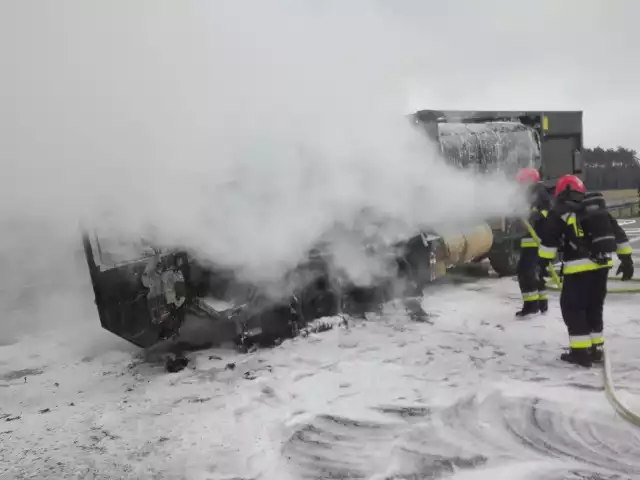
top-left (538, 298), bottom-right (548, 313)
top-left (590, 344), bottom-right (604, 364)
top-left (560, 348), bottom-right (593, 368)
top-left (515, 300), bottom-right (539, 317)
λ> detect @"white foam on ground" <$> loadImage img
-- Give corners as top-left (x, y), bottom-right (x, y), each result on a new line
top-left (3, 269), bottom-right (640, 479)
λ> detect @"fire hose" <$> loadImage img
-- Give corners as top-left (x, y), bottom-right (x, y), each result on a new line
top-left (522, 218), bottom-right (640, 427)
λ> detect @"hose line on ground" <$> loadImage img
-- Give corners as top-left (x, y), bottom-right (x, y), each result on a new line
top-left (603, 343), bottom-right (640, 427)
top-left (544, 277), bottom-right (640, 293)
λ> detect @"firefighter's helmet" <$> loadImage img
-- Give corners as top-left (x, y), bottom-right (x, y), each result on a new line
top-left (515, 167), bottom-right (540, 184)
top-left (554, 174), bottom-right (585, 197)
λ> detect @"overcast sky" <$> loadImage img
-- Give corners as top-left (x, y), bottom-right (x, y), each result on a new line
top-left (394, 0), bottom-right (640, 151)
top-left (1, 0), bottom-right (638, 152)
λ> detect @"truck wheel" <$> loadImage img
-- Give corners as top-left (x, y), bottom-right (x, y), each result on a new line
top-left (488, 245), bottom-right (519, 277)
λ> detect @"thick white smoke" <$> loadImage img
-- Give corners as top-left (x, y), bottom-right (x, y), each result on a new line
top-left (0, 0), bottom-right (531, 340)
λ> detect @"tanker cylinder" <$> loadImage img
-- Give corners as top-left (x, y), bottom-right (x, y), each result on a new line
top-left (437, 223), bottom-right (494, 268)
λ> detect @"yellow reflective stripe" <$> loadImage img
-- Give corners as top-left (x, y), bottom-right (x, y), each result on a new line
top-left (539, 245), bottom-right (557, 259)
top-left (563, 258), bottom-right (613, 274)
top-left (566, 214), bottom-right (585, 237)
top-left (591, 333), bottom-right (604, 345)
top-left (617, 242), bottom-right (632, 255)
top-left (523, 294), bottom-right (539, 302)
top-left (521, 239), bottom-right (538, 248)
top-left (532, 207), bottom-right (549, 217)
top-left (570, 335), bottom-right (592, 349)
top-left (538, 293), bottom-right (548, 301)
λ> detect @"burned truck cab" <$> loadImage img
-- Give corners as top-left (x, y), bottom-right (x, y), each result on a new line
top-left (81, 231), bottom-right (310, 351)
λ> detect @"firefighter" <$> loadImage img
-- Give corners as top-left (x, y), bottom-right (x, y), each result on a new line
top-left (538, 174), bottom-right (634, 367)
top-left (514, 167), bottom-right (551, 317)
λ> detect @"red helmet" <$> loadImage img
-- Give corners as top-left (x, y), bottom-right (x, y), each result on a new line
top-left (554, 174), bottom-right (585, 197)
top-left (515, 168), bottom-right (540, 184)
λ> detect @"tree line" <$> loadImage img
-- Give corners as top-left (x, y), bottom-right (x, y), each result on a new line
top-left (583, 146), bottom-right (640, 191)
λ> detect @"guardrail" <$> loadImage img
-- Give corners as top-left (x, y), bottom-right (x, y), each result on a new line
top-left (606, 199), bottom-right (640, 219)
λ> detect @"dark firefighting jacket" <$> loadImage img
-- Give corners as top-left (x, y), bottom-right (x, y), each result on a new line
top-left (521, 183), bottom-right (551, 248)
top-left (538, 193), bottom-right (632, 275)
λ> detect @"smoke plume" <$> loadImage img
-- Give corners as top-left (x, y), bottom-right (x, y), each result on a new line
top-left (0, 0), bottom-right (533, 340)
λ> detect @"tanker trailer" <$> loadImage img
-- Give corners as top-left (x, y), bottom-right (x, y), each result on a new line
top-left (412, 109), bottom-right (585, 276)
top-left (439, 119), bottom-right (540, 276)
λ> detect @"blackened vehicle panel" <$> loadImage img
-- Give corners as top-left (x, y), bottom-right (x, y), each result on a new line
top-left (82, 229), bottom-right (333, 351)
top-left (82, 232), bottom-right (186, 348)
top-left (94, 262), bottom-right (168, 348)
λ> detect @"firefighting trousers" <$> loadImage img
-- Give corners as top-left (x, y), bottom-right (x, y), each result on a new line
top-left (559, 267), bottom-right (609, 350)
top-left (517, 247), bottom-right (547, 303)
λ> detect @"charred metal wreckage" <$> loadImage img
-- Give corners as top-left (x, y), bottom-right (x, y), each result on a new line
top-left (81, 225), bottom-right (488, 353)
top-left (82, 110), bottom-right (584, 362)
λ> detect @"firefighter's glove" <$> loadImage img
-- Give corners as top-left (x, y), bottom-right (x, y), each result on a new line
top-left (537, 258), bottom-right (551, 278)
top-left (617, 255), bottom-right (634, 281)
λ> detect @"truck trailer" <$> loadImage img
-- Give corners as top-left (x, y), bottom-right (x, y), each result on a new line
top-left (412, 110), bottom-right (584, 276)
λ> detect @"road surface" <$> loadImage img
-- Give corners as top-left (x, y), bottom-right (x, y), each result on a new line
top-left (619, 216), bottom-right (640, 242)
